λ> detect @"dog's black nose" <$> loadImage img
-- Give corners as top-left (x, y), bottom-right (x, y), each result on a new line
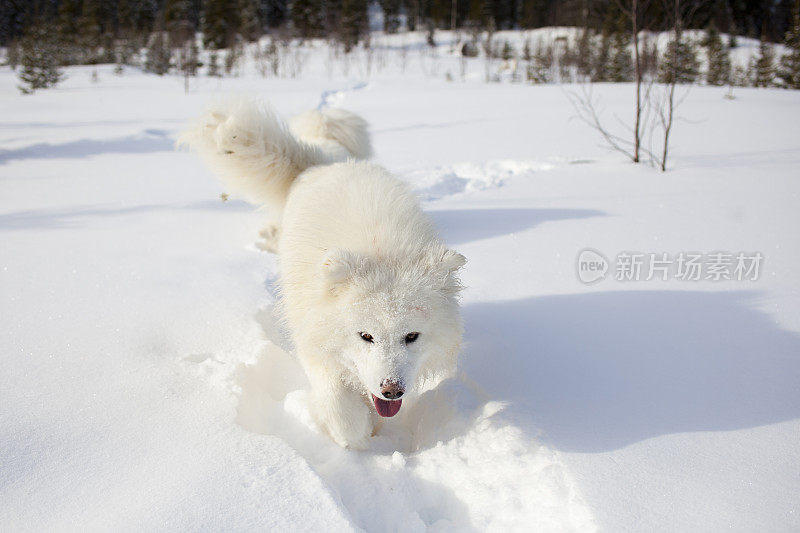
top-left (380, 379), bottom-right (404, 400)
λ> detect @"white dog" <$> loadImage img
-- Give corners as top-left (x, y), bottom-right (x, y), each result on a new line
top-left (180, 99), bottom-right (465, 448)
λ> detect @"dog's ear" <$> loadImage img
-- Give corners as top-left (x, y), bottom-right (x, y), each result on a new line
top-left (430, 248), bottom-right (466, 296)
top-left (431, 248), bottom-right (466, 273)
top-left (321, 249), bottom-right (361, 289)
top-left (439, 248), bottom-right (466, 273)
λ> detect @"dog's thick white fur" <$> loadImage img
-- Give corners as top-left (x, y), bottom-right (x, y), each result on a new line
top-left (180, 98), bottom-right (465, 448)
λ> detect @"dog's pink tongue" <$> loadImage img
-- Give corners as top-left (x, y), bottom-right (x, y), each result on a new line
top-left (372, 394), bottom-right (402, 417)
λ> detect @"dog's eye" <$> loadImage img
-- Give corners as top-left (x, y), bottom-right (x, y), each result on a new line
top-left (405, 332), bottom-right (419, 344)
top-left (359, 332), bottom-right (374, 343)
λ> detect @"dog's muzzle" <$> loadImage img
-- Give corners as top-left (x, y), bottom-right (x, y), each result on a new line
top-left (372, 379), bottom-right (404, 417)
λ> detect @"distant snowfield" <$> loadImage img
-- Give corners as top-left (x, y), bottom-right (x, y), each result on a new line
top-left (1, 41), bottom-right (799, 532)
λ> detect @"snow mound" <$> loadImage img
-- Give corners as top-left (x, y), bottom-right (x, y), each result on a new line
top-left (408, 160), bottom-right (555, 201)
top-left (233, 306), bottom-right (595, 532)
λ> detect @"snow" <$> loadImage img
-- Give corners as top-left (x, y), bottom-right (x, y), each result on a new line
top-left (2, 35), bottom-right (800, 532)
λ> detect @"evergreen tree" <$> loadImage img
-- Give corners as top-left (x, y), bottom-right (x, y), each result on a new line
top-left (526, 40), bottom-right (552, 84)
top-left (658, 37), bottom-right (700, 84)
top-left (728, 31), bottom-right (738, 49)
top-left (225, 39), bottom-right (244, 75)
top-left (501, 41), bottom-right (515, 61)
top-left (777, 6), bottom-right (800, 89)
top-left (339, 0), bottom-right (368, 52)
top-left (381, 0), bottom-right (402, 33)
top-left (753, 36), bottom-right (776, 87)
top-left (574, 28), bottom-right (593, 80)
top-left (519, 0), bottom-right (547, 30)
top-left (208, 51), bottom-right (221, 76)
top-left (608, 18), bottom-right (633, 82)
top-left (133, 0), bottom-right (160, 35)
top-left (203, 0), bottom-right (240, 48)
top-left (144, 31), bottom-right (171, 75)
top-left (291, 0), bottom-right (325, 39)
top-left (58, 0), bottom-right (81, 39)
top-left (406, 0), bottom-right (419, 31)
top-left (77, 0), bottom-right (102, 63)
top-left (705, 22), bottom-right (731, 86)
top-left (164, 0), bottom-right (195, 47)
top-left (239, 0), bottom-right (262, 42)
top-left (467, 0), bottom-right (486, 30)
top-left (117, 0), bottom-right (136, 36)
top-left (179, 39), bottom-right (201, 91)
top-left (113, 37), bottom-right (139, 69)
top-left (262, 0), bottom-right (289, 28)
top-left (57, 0), bottom-right (83, 64)
top-left (17, 23), bottom-right (64, 94)
top-left (592, 31), bottom-right (611, 81)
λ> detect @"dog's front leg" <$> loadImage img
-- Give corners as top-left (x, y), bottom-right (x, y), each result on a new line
top-left (306, 369), bottom-right (374, 449)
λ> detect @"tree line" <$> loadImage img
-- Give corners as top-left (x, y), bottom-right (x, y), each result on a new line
top-left (2, 0), bottom-right (799, 48)
top-left (4, 0), bottom-right (800, 94)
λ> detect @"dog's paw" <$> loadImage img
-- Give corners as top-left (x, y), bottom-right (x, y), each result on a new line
top-left (256, 224), bottom-right (281, 253)
top-left (313, 390), bottom-right (374, 450)
top-left (329, 427), bottom-right (371, 450)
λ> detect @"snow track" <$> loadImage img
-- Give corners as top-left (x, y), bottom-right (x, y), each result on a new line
top-left (224, 160), bottom-right (595, 531)
top-left (408, 160), bottom-right (555, 201)
top-left (234, 305), bottom-right (594, 532)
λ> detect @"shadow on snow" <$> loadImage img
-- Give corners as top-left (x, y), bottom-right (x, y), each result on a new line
top-left (430, 207), bottom-right (606, 245)
top-left (461, 290), bottom-right (800, 453)
top-left (0, 130), bottom-right (175, 165)
top-left (0, 200), bottom-right (252, 230)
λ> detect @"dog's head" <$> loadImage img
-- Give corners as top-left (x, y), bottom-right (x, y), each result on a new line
top-left (318, 246), bottom-right (466, 417)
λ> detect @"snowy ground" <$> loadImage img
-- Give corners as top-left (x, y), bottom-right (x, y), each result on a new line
top-left (1, 45), bottom-right (800, 532)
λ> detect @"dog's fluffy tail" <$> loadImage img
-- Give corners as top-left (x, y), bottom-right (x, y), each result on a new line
top-left (289, 107), bottom-right (372, 160)
top-left (179, 98), bottom-right (369, 208)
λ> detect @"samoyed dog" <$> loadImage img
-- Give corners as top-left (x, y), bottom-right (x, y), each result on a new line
top-left (180, 99), bottom-right (465, 448)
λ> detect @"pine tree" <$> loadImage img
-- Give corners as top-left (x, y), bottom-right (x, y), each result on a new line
top-left (263, 0), bottom-right (289, 29)
top-left (753, 36), bottom-right (776, 87)
top-left (57, 0), bottom-right (83, 64)
top-left (339, 0), bottom-right (368, 52)
top-left (144, 31), bottom-right (171, 75)
top-left (77, 0), bottom-right (102, 63)
top-left (58, 0), bottom-right (81, 39)
top-left (526, 40), bottom-right (552, 84)
top-left (203, 0), bottom-right (240, 48)
top-left (406, 0), bottom-right (419, 31)
top-left (728, 24), bottom-right (738, 49)
top-left (574, 28), bottom-right (593, 80)
top-left (467, 0), bottom-right (486, 30)
top-left (164, 0), bottom-right (194, 46)
top-left (705, 22), bottom-right (731, 86)
top-left (381, 0), bottom-right (402, 33)
top-left (239, 0), bottom-right (262, 42)
top-left (501, 41), bottom-right (515, 61)
top-left (207, 51), bottom-right (221, 76)
top-left (291, 0), bottom-right (325, 39)
top-left (658, 37), bottom-right (700, 84)
top-left (777, 7), bottom-right (800, 89)
top-left (592, 31), bottom-right (611, 81)
top-left (179, 39), bottom-right (201, 92)
top-left (608, 18), bottom-right (633, 82)
top-left (225, 39), bottom-right (244, 75)
top-left (17, 24), bottom-right (64, 94)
